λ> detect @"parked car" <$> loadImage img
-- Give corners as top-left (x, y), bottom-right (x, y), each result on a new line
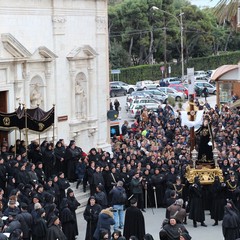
top-left (130, 98), bottom-right (162, 109)
top-left (136, 80), bottom-right (159, 90)
top-left (158, 87), bottom-right (185, 101)
top-left (168, 84), bottom-right (188, 98)
top-left (141, 89), bottom-right (168, 103)
top-left (128, 103), bottom-right (160, 119)
top-left (183, 83), bottom-right (208, 97)
top-left (110, 81), bottom-right (136, 94)
top-left (126, 91), bottom-right (151, 111)
top-left (161, 77), bottom-right (182, 85)
top-left (194, 70), bottom-right (208, 78)
top-left (195, 82), bottom-right (216, 94)
top-left (110, 85), bottom-right (127, 97)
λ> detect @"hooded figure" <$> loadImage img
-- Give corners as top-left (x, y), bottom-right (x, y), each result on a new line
top-left (159, 217), bottom-right (189, 240)
top-left (66, 188), bottom-right (80, 236)
top-left (222, 200), bottom-right (240, 240)
top-left (46, 216), bottom-right (67, 240)
top-left (32, 208), bottom-right (47, 240)
top-left (84, 196), bottom-right (102, 240)
top-left (59, 198), bottom-right (76, 240)
top-left (210, 176), bottom-right (226, 226)
top-left (188, 176), bottom-right (206, 227)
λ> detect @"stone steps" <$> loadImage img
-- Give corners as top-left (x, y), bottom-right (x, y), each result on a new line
top-left (68, 182), bottom-right (90, 214)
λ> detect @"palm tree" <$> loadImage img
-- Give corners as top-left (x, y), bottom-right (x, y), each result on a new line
top-left (214, 0), bottom-right (240, 29)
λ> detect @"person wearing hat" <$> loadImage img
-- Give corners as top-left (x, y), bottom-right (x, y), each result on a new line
top-left (83, 196), bottom-right (102, 240)
top-left (46, 215), bottom-right (66, 240)
top-left (16, 202), bottom-right (33, 240)
top-left (123, 198), bottom-right (145, 240)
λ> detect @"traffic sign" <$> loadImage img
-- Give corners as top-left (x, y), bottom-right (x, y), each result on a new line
top-left (111, 69), bottom-right (121, 74)
top-left (160, 66), bottom-right (165, 72)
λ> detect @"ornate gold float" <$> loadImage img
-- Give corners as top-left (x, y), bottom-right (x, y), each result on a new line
top-left (185, 165), bottom-right (224, 185)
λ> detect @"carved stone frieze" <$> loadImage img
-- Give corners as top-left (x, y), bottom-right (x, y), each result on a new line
top-left (95, 16), bottom-right (107, 33)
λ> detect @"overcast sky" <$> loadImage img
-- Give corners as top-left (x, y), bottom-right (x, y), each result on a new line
top-left (190, 0), bottom-right (219, 8)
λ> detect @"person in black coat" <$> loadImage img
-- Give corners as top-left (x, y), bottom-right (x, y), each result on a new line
top-left (0, 157), bottom-right (7, 191)
top-left (159, 217), bottom-right (190, 240)
top-left (123, 198), bottom-right (145, 240)
top-left (59, 198), bottom-right (76, 240)
top-left (16, 203), bottom-right (33, 240)
top-left (210, 176), bottom-right (226, 226)
top-left (42, 143), bottom-right (55, 179)
top-left (46, 216), bottom-right (67, 240)
top-left (66, 188), bottom-right (80, 236)
top-left (32, 208), bottom-right (47, 240)
top-left (83, 196), bottom-right (102, 240)
top-left (65, 140), bottom-right (83, 182)
top-left (54, 141), bottom-right (66, 175)
top-left (57, 172), bottom-right (70, 203)
top-left (188, 176), bottom-right (207, 228)
top-left (34, 162), bottom-right (46, 185)
top-left (94, 185), bottom-right (108, 209)
top-left (222, 200), bottom-right (240, 240)
top-left (151, 168), bottom-right (165, 207)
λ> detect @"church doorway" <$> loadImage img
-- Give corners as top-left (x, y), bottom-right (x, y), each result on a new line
top-left (0, 91), bottom-right (8, 143)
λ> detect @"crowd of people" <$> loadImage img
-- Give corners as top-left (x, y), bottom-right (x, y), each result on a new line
top-left (0, 98), bottom-right (240, 240)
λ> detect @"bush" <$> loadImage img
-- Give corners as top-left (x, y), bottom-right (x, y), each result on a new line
top-left (119, 51), bottom-right (240, 84)
top-left (167, 96), bottom-right (176, 108)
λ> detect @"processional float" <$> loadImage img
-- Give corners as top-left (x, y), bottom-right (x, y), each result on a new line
top-left (182, 69), bottom-right (223, 185)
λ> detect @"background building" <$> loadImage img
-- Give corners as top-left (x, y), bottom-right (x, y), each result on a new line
top-left (0, 0), bottom-right (110, 152)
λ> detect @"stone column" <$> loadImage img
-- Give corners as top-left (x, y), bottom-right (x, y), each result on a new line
top-left (69, 61), bottom-right (76, 120)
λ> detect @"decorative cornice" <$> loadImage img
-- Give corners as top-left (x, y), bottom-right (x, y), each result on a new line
top-left (38, 46), bottom-right (58, 59)
top-left (1, 33), bottom-right (31, 58)
top-left (67, 45), bottom-right (98, 61)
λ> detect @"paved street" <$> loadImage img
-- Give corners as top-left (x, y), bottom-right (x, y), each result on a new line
top-left (77, 207), bottom-right (224, 240)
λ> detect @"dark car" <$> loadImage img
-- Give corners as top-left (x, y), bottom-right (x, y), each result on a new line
top-left (110, 85), bottom-right (127, 97)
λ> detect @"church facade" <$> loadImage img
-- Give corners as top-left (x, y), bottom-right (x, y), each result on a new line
top-left (0, 0), bottom-right (110, 152)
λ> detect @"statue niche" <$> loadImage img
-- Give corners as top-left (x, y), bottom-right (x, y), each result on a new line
top-left (30, 76), bottom-right (44, 108)
top-left (75, 73), bottom-right (87, 119)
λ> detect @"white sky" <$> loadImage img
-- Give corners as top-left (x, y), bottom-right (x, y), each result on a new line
top-left (190, 0), bottom-right (219, 7)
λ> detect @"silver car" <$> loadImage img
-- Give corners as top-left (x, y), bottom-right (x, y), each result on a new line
top-left (158, 87), bottom-right (185, 101)
top-left (141, 89), bottom-right (168, 103)
top-left (195, 82), bottom-right (216, 94)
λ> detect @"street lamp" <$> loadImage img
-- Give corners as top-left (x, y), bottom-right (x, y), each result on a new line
top-left (151, 6), bottom-right (184, 81)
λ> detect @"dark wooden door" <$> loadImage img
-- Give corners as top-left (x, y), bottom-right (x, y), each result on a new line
top-left (0, 91), bottom-right (8, 143)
